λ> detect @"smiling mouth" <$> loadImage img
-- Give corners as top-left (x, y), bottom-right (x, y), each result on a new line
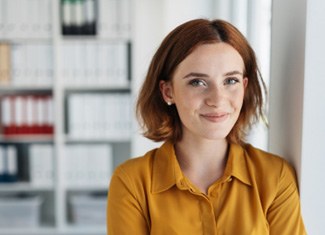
top-left (200, 113), bottom-right (230, 123)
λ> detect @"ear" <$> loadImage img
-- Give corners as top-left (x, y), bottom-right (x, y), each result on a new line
top-left (159, 80), bottom-right (173, 104)
top-left (243, 77), bottom-right (248, 89)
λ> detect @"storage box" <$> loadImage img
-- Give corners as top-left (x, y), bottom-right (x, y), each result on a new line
top-left (69, 194), bottom-right (107, 225)
top-left (0, 195), bottom-right (42, 227)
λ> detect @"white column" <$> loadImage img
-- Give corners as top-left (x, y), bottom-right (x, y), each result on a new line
top-left (269, 0), bottom-right (325, 233)
top-left (269, 0), bottom-right (306, 177)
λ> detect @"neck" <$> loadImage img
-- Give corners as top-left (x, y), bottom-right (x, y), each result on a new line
top-left (174, 137), bottom-right (229, 193)
top-left (175, 137), bottom-right (228, 168)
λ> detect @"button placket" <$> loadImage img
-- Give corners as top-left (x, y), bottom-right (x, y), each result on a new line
top-left (176, 179), bottom-right (188, 190)
top-left (226, 176), bottom-right (233, 182)
top-left (199, 196), bottom-right (217, 234)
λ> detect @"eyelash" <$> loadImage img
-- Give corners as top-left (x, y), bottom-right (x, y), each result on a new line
top-left (189, 79), bottom-right (207, 87)
top-left (189, 78), bottom-right (240, 87)
top-left (224, 77), bottom-right (240, 85)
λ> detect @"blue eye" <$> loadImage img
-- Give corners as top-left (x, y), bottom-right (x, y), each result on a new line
top-left (189, 79), bottom-right (207, 87)
top-left (224, 78), bottom-right (239, 85)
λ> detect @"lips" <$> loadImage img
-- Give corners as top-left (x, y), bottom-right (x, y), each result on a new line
top-left (200, 112), bottom-right (230, 123)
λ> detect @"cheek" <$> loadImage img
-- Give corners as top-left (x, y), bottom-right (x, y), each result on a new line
top-left (230, 89), bottom-right (245, 109)
top-left (174, 87), bottom-right (200, 106)
top-left (173, 93), bottom-right (202, 119)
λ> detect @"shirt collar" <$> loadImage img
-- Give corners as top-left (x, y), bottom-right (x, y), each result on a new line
top-left (151, 141), bottom-right (252, 194)
top-left (152, 141), bottom-right (183, 194)
top-left (224, 143), bottom-right (252, 186)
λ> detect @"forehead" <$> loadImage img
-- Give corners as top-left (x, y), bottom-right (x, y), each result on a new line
top-left (175, 42), bottom-right (245, 75)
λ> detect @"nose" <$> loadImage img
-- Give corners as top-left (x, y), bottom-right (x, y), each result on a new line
top-left (205, 85), bottom-right (226, 107)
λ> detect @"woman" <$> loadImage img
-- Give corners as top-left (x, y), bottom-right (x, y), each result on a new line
top-left (107, 19), bottom-right (306, 235)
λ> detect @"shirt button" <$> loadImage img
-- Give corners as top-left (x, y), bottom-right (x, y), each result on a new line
top-left (227, 177), bottom-right (233, 182)
top-left (179, 180), bottom-right (187, 189)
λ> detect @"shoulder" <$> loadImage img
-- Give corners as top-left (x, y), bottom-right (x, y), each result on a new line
top-left (243, 144), bottom-right (288, 168)
top-left (242, 144), bottom-right (298, 198)
top-left (113, 148), bottom-right (158, 181)
top-left (241, 144), bottom-right (297, 186)
top-left (229, 143), bottom-right (295, 188)
top-left (243, 144), bottom-right (294, 175)
top-left (108, 147), bottom-right (159, 205)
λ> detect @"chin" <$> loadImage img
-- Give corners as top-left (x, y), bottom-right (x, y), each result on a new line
top-left (203, 128), bottom-right (232, 139)
top-left (201, 132), bottom-right (230, 141)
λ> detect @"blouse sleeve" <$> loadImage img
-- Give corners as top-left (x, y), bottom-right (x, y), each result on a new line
top-left (267, 161), bottom-right (307, 235)
top-left (107, 166), bottom-right (150, 235)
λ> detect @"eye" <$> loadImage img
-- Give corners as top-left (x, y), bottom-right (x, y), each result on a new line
top-left (224, 77), bottom-right (240, 85)
top-left (189, 79), bottom-right (207, 87)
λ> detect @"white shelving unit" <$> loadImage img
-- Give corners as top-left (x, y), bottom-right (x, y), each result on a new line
top-left (0, 0), bottom-right (132, 234)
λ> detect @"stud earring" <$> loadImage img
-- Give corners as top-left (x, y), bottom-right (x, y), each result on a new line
top-left (167, 101), bottom-right (172, 106)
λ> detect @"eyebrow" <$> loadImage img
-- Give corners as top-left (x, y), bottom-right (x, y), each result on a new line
top-left (182, 71), bottom-right (243, 79)
top-left (224, 71), bottom-right (243, 76)
top-left (182, 72), bottom-right (209, 79)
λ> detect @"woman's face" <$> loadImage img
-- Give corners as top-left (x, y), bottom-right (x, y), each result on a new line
top-left (160, 42), bottom-right (247, 142)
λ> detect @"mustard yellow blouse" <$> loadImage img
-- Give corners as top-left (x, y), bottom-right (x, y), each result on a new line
top-left (107, 141), bottom-right (306, 235)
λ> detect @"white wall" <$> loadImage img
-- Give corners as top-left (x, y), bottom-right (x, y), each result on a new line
top-left (269, 0), bottom-right (325, 233)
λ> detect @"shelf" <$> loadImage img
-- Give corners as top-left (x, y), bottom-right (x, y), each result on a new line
top-left (64, 184), bottom-right (109, 191)
top-left (62, 225), bottom-right (105, 235)
top-left (0, 226), bottom-right (105, 235)
top-left (0, 135), bottom-right (54, 143)
top-left (60, 35), bottom-right (131, 43)
top-left (0, 227), bottom-right (56, 235)
top-left (64, 135), bottom-right (131, 143)
top-left (0, 182), bottom-right (54, 192)
top-left (0, 38), bottom-right (53, 44)
top-left (0, 85), bottom-right (53, 92)
top-left (64, 84), bottom-right (131, 92)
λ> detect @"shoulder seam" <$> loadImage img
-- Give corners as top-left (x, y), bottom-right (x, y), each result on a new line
top-left (116, 165), bottom-right (149, 222)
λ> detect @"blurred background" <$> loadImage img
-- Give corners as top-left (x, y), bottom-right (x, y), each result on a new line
top-left (0, 0), bottom-right (324, 234)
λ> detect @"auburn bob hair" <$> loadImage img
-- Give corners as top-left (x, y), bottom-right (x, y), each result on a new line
top-left (136, 19), bottom-right (266, 145)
